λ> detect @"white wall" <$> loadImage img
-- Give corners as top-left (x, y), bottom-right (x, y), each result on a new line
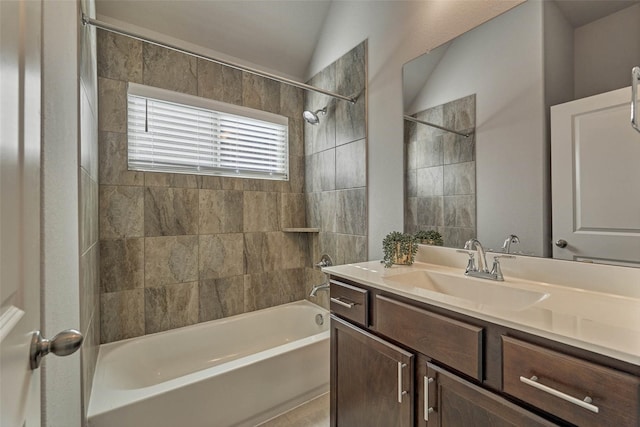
top-left (42, 1), bottom-right (82, 425)
top-left (308, 1), bottom-right (522, 260)
top-left (574, 3), bottom-right (640, 100)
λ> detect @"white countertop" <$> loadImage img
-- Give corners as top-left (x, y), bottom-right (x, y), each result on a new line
top-left (323, 257), bottom-right (640, 366)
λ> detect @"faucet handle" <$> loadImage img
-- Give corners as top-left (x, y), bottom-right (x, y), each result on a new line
top-left (490, 255), bottom-right (515, 281)
top-left (456, 250), bottom-right (476, 273)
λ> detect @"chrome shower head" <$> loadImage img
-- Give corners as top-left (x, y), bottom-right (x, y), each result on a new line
top-left (303, 107), bottom-right (327, 125)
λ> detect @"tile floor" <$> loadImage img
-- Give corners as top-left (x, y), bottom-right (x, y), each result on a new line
top-left (258, 393), bottom-right (329, 426)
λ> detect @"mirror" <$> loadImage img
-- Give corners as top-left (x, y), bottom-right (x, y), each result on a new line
top-left (403, 0), bottom-right (640, 266)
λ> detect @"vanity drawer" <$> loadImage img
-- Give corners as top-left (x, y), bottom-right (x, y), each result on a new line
top-left (330, 279), bottom-right (368, 326)
top-left (502, 336), bottom-right (640, 427)
top-left (375, 295), bottom-right (483, 381)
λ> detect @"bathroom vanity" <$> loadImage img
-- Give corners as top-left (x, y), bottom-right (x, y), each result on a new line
top-left (324, 248), bottom-right (640, 427)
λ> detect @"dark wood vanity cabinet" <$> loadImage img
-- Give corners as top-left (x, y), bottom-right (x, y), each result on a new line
top-left (330, 315), bottom-right (413, 427)
top-left (329, 275), bottom-right (640, 427)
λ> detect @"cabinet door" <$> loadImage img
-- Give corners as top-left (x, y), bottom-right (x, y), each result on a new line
top-left (331, 315), bottom-right (413, 427)
top-left (422, 363), bottom-right (557, 427)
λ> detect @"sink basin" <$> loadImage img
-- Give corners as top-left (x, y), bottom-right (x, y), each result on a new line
top-left (384, 270), bottom-right (549, 311)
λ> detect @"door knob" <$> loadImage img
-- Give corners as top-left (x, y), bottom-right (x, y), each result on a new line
top-left (30, 329), bottom-right (83, 370)
top-left (555, 239), bottom-right (568, 248)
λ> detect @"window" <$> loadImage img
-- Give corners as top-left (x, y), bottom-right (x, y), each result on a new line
top-left (127, 83), bottom-right (289, 180)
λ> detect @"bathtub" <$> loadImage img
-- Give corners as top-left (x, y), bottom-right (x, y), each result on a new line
top-left (87, 300), bottom-right (329, 427)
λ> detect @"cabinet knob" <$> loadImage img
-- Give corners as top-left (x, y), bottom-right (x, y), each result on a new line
top-left (555, 239), bottom-right (568, 248)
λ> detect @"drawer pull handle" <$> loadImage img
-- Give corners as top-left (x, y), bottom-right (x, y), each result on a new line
top-left (520, 376), bottom-right (599, 414)
top-left (397, 362), bottom-right (408, 403)
top-left (330, 297), bottom-right (355, 309)
top-left (424, 376), bottom-right (434, 421)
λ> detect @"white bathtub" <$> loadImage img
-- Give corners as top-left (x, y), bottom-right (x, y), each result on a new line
top-left (87, 300), bottom-right (329, 427)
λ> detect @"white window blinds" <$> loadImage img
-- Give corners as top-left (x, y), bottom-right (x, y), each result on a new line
top-left (127, 83), bottom-right (289, 180)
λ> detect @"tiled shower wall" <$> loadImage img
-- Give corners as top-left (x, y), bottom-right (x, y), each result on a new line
top-left (79, 0), bottom-right (100, 417)
top-left (404, 95), bottom-right (476, 249)
top-left (304, 41), bottom-right (368, 292)
top-left (97, 30), bottom-right (310, 343)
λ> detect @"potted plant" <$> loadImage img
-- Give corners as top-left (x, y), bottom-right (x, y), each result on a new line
top-left (415, 230), bottom-right (444, 246)
top-left (382, 231), bottom-right (418, 268)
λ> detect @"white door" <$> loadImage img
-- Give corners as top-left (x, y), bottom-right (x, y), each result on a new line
top-left (551, 86), bottom-right (640, 266)
top-left (1, 0), bottom-right (43, 425)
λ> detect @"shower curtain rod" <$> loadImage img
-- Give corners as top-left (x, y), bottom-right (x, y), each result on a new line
top-left (403, 115), bottom-right (472, 138)
top-left (81, 14), bottom-right (358, 104)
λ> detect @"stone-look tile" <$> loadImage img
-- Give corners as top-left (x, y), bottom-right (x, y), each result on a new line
top-left (304, 64), bottom-right (336, 155)
top-left (242, 73), bottom-right (281, 114)
top-left (305, 267), bottom-right (330, 310)
top-left (99, 131), bottom-right (144, 186)
top-left (443, 162), bottom-right (476, 195)
top-left (416, 166), bottom-right (444, 197)
top-left (145, 236), bottom-right (199, 286)
top-left (100, 238), bottom-right (144, 293)
top-left (317, 232), bottom-right (337, 266)
top-left (243, 232), bottom-right (281, 274)
top-left (80, 171), bottom-right (98, 253)
top-left (99, 185), bottom-right (144, 239)
top-left (335, 234), bottom-right (367, 265)
top-left (145, 282), bottom-right (199, 334)
top-left (416, 105), bottom-right (446, 141)
top-left (336, 139), bottom-right (366, 190)
top-left (243, 192), bottom-right (280, 232)
top-left (280, 85), bottom-right (305, 158)
top-left (404, 197), bottom-right (418, 235)
top-left (280, 193), bottom-right (306, 229)
top-left (305, 149), bottom-right (335, 193)
top-left (417, 197), bottom-right (444, 227)
top-left (144, 187), bottom-right (199, 236)
top-left (281, 232), bottom-right (310, 270)
top-left (336, 188), bottom-right (367, 236)
top-left (81, 312), bottom-right (99, 415)
top-left (336, 42), bottom-right (366, 146)
top-left (258, 392), bottom-right (329, 427)
top-left (443, 94), bottom-right (476, 131)
top-left (442, 227), bottom-right (476, 250)
top-left (101, 289), bottom-right (145, 343)
top-left (143, 43), bottom-right (197, 95)
top-left (320, 191), bottom-right (338, 232)
top-left (80, 85), bottom-right (98, 181)
top-left (306, 192), bottom-right (337, 232)
top-left (282, 155), bottom-right (304, 194)
top-left (197, 59), bottom-right (243, 105)
top-left (444, 132), bottom-right (475, 165)
top-left (243, 178), bottom-right (281, 193)
top-left (199, 233), bottom-right (244, 279)
top-left (199, 276), bottom-right (245, 322)
top-left (199, 190), bottom-right (243, 234)
top-left (80, 243), bottom-right (99, 342)
top-left (416, 134), bottom-right (444, 169)
top-left (405, 132), bottom-right (417, 171)
top-left (443, 195), bottom-right (476, 228)
top-left (406, 169), bottom-right (417, 198)
top-left (144, 172), bottom-right (198, 188)
top-left (97, 29), bottom-right (142, 82)
top-left (244, 268), bottom-right (306, 312)
top-left (305, 193), bottom-right (322, 229)
top-left (98, 77), bottom-right (126, 133)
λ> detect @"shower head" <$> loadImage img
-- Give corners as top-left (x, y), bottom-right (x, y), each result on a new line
top-left (303, 107), bottom-right (327, 125)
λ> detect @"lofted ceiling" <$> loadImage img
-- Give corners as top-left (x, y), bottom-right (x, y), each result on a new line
top-left (95, 0), bottom-right (333, 80)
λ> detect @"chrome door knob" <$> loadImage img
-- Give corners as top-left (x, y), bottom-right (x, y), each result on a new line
top-left (555, 239), bottom-right (568, 248)
top-left (30, 329), bottom-right (83, 370)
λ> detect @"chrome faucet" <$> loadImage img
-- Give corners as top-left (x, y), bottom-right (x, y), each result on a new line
top-left (309, 282), bottom-right (330, 297)
top-left (459, 238), bottom-right (514, 281)
top-left (502, 234), bottom-right (520, 254)
top-left (464, 238), bottom-right (489, 273)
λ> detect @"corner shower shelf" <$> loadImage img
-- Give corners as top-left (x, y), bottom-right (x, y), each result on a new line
top-left (282, 228), bottom-right (320, 233)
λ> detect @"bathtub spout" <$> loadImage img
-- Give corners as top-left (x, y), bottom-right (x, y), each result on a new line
top-left (309, 282), bottom-right (330, 297)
